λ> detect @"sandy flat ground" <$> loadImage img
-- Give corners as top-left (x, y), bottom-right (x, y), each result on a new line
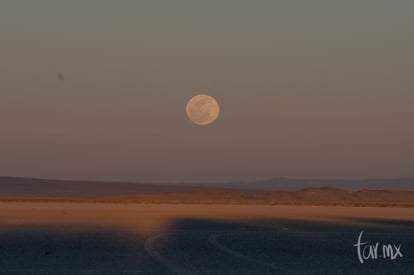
top-left (1, 202), bottom-right (414, 229)
top-left (0, 202), bottom-right (413, 274)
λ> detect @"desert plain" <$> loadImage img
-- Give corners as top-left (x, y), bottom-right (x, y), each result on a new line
top-left (0, 202), bottom-right (413, 274)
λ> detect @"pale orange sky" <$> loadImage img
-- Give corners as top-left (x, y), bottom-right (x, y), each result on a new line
top-left (0, 1), bottom-right (413, 182)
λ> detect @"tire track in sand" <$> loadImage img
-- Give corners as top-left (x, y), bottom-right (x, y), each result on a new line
top-left (144, 233), bottom-right (195, 275)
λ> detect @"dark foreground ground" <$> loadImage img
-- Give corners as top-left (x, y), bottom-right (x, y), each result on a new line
top-left (0, 203), bottom-right (413, 275)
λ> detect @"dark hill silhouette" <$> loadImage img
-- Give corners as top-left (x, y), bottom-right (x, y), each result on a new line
top-left (0, 176), bottom-right (414, 206)
top-left (210, 177), bottom-right (414, 191)
top-left (0, 176), bottom-right (200, 198)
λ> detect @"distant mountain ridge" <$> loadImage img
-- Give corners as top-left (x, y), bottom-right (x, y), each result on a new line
top-left (0, 176), bottom-right (413, 199)
top-left (210, 177), bottom-right (414, 191)
top-left (0, 176), bottom-right (201, 198)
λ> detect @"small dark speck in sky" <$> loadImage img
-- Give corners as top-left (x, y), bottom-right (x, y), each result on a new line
top-left (57, 72), bottom-right (64, 81)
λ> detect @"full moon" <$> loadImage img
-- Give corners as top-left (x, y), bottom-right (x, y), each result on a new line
top-left (186, 94), bottom-right (220, 126)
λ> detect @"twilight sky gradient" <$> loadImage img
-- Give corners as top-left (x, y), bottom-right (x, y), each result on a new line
top-left (1, 1), bottom-right (413, 182)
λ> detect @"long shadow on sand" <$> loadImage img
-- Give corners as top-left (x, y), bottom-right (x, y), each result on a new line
top-left (0, 226), bottom-right (163, 275)
top-left (152, 218), bottom-right (414, 275)
top-left (0, 218), bottom-right (413, 275)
